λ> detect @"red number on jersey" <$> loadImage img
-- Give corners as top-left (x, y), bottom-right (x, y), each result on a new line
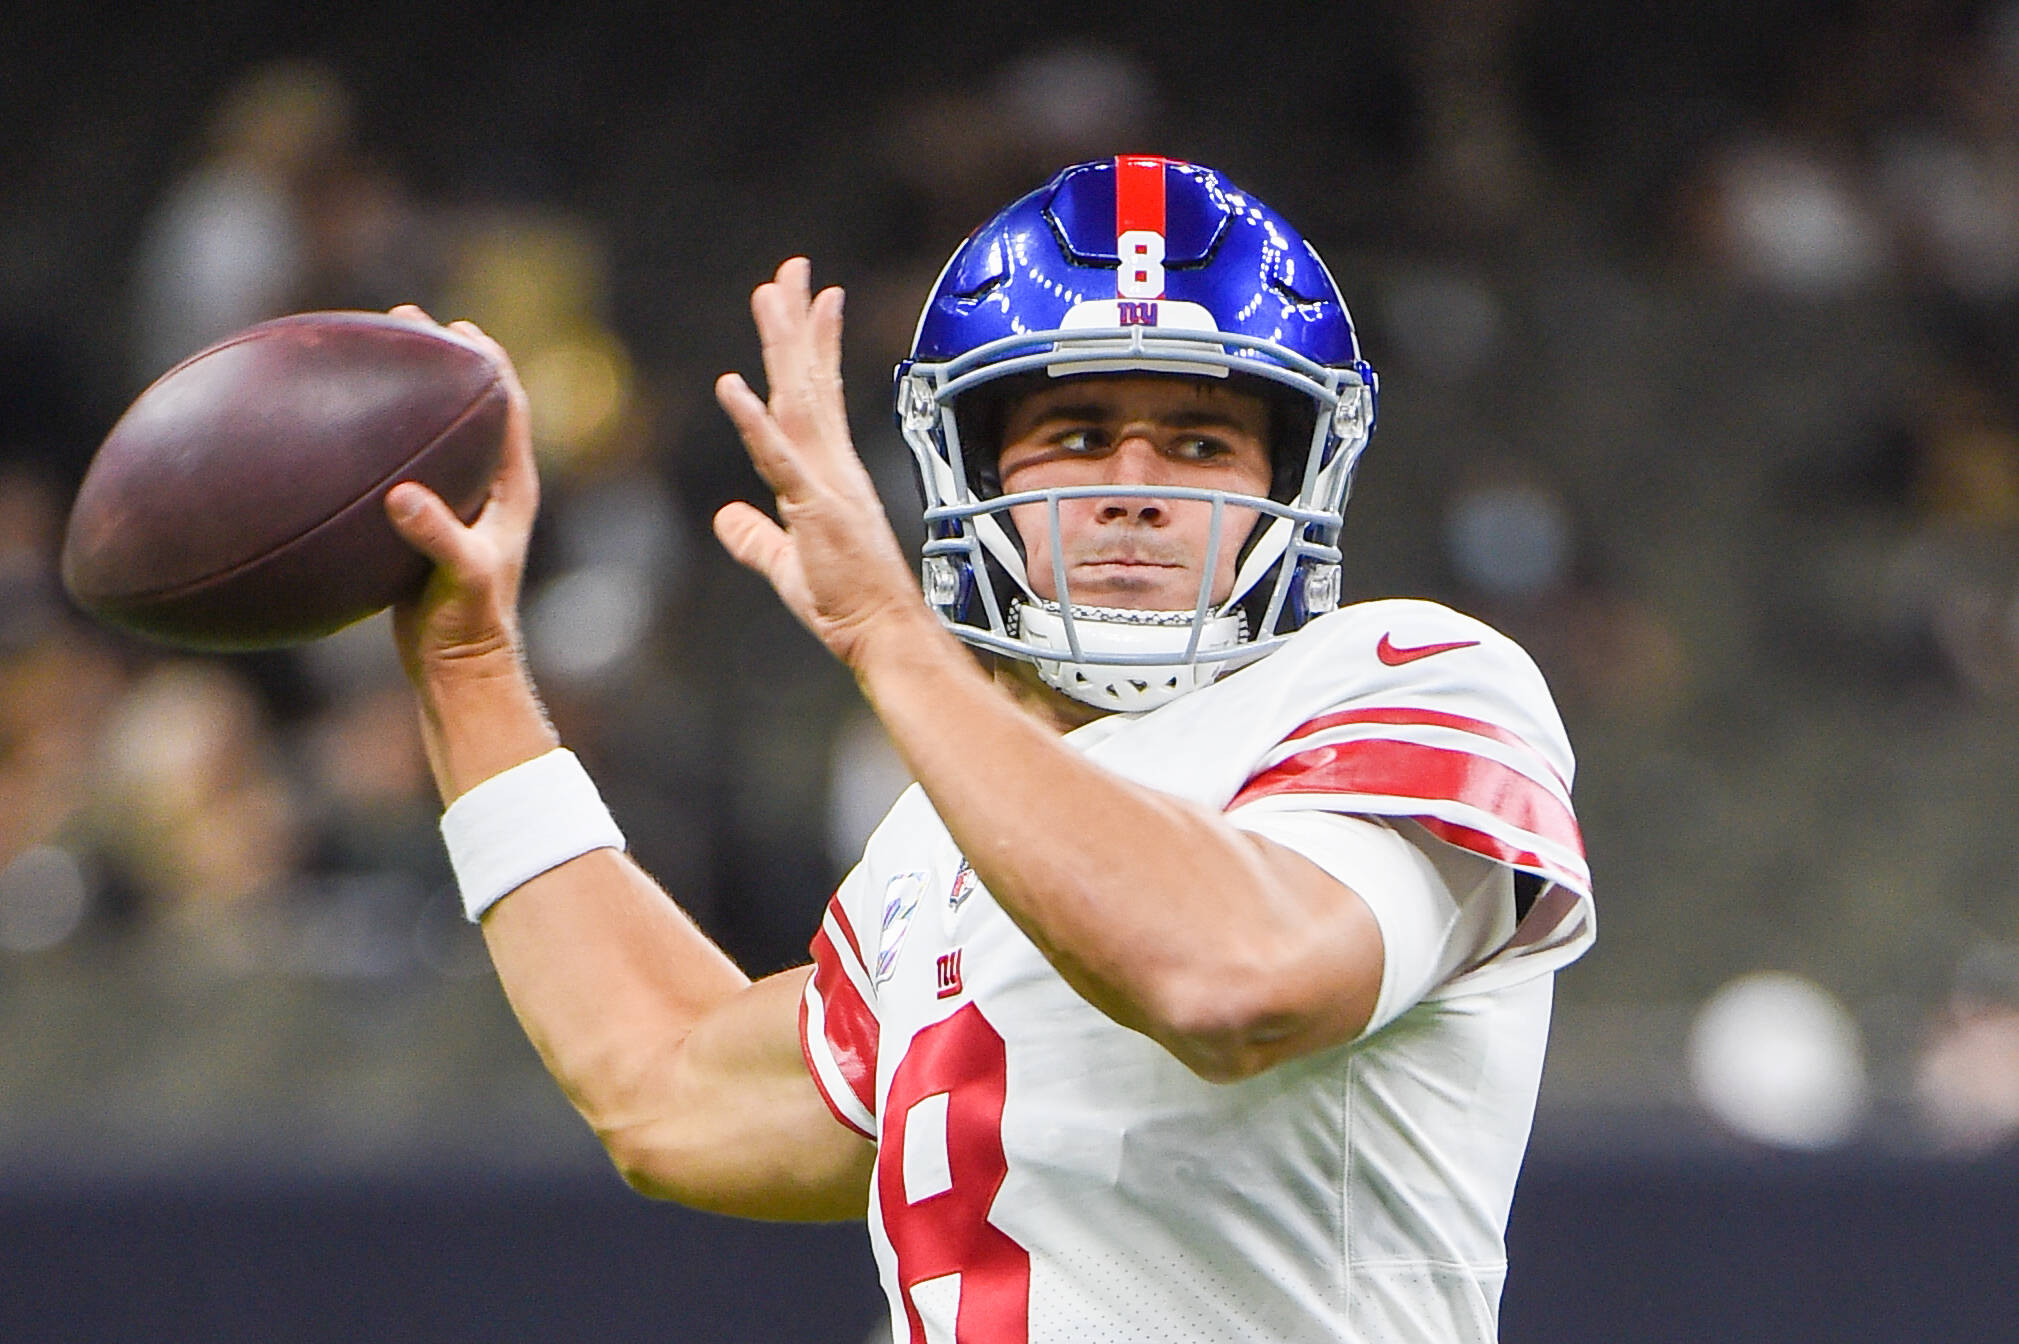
top-left (878, 1003), bottom-right (1030, 1343)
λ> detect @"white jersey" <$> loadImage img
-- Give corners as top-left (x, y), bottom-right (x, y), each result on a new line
top-left (801, 599), bottom-right (1594, 1344)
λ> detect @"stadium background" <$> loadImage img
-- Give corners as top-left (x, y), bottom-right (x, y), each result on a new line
top-left (4, 1), bottom-right (2018, 1338)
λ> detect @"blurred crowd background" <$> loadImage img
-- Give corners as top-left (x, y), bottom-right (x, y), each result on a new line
top-left (6, 0), bottom-right (2019, 1184)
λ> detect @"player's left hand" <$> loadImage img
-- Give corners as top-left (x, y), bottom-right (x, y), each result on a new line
top-left (714, 257), bottom-right (937, 669)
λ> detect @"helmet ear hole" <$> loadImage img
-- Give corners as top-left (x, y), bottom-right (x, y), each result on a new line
top-left (952, 370), bottom-right (1049, 498)
top-left (1266, 391), bottom-right (1320, 504)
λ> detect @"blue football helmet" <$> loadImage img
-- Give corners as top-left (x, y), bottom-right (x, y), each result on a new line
top-left (895, 156), bottom-right (1377, 712)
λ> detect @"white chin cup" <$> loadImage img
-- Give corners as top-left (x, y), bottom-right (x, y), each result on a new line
top-left (1013, 601), bottom-right (1246, 713)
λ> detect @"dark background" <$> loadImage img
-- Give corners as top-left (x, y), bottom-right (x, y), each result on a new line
top-left (6, 2), bottom-right (2019, 1338)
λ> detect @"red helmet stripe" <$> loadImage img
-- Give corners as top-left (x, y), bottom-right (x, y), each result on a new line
top-left (1114, 155), bottom-right (1167, 298)
top-left (1114, 155), bottom-right (1167, 236)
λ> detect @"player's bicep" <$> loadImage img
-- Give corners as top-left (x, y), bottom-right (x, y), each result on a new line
top-left (1243, 832), bottom-right (1388, 1049)
top-left (605, 966), bottom-right (874, 1222)
top-left (1233, 810), bottom-right (1501, 1040)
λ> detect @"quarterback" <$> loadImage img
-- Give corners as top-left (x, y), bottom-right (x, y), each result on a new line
top-left (384, 157), bottom-right (1593, 1343)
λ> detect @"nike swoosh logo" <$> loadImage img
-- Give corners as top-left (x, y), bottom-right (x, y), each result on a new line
top-left (1376, 633), bottom-right (1481, 666)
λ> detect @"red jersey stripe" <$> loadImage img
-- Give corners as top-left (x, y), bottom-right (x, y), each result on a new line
top-left (1416, 816), bottom-right (1589, 898)
top-left (809, 923), bottom-right (879, 1117)
top-left (1231, 737), bottom-right (1584, 859)
top-left (798, 981), bottom-right (874, 1138)
top-left (827, 895), bottom-right (866, 970)
top-left (1279, 706), bottom-right (1570, 789)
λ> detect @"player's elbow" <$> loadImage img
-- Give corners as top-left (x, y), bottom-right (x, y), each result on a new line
top-left (1143, 937), bottom-right (1381, 1082)
top-left (1163, 1025), bottom-right (1304, 1083)
top-left (598, 1121), bottom-right (738, 1210)
top-left (598, 1119), bottom-right (689, 1200)
top-left (1143, 971), bottom-right (1319, 1083)
top-left (1147, 887), bottom-right (1384, 1080)
top-left (597, 1115), bottom-right (872, 1222)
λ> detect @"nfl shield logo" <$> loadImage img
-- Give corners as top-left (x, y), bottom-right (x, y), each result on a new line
top-left (948, 861), bottom-right (979, 913)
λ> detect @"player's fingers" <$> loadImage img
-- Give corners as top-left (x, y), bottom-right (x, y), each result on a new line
top-left (748, 259), bottom-right (811, 341)
top-left (749, 270), bottom-right (808, 389)
top-left (711, 500), bottom-right (792, 586)
top-left (444, 320), bottom-right (526, 411)
top-left (751, 260), bottom-right (827, 434)
top-left (755, 298), bottom-right (849, 466)
top-left (388, 303), bottom-right (438, 326)
top-left (772, 255), bottom-right (812, 310)
top-left (447, 319), bottom-right (512, 372)
top-left (808, 285), bottom-right (850, 443)
top-left (486, 369), bottom-right (541, 527)
top-left (812, 285), bottom-right (844, 371)
top-left (431, 319), bottom-right (540, 528)
top-left (715, 372), bottom-right (808, 496)
top-left (386, 482), bottom-right (482, 572)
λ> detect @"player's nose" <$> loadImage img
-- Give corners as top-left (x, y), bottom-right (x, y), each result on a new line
top-left (1093, 435), bottom-right (1173, 522)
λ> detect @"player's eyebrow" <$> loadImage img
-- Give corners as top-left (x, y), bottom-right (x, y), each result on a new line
top-left (1018, 401), bottom-right (1111, 427)
top-left (1159, 409), bottom-right (1257, 432)
top-left (1019, 403), bottom-right (1257, 433)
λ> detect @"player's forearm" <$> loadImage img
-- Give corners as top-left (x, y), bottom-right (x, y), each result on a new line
top-left (853, 622), bottom-right (1372, 1078)
top-left (482, 876), bottom-right (876, 1221)
top-left (478, 848), bottom-right (752, 1138)
top-left (405, 650), bottom-right (755, 1151)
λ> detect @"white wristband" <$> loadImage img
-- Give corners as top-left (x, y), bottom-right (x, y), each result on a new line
top-left (440, 747), bottom-right (626, 922)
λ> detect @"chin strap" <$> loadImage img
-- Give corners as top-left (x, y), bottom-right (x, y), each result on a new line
top-left (1013, 601), bottom-right (1248, 713)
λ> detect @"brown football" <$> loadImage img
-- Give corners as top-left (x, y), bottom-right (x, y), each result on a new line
top-left (61, 311), bottom-right (507, 650)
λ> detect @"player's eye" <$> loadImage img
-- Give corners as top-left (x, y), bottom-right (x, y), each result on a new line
top-left (1172, 434), bottom-right (1232, 461)
top-left (1054, 427), bottom-right (1108, 454)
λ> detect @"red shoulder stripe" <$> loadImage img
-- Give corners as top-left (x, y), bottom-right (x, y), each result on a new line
top-left (1231, 737), bottom-right (1584, 860)
top-left (1416, 817), bottom-right (1589, 899)
top-left (1278, 706), bottom-right (1570, 789)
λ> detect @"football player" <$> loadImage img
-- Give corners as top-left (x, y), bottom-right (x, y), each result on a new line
top-left (385, 156), bottom-right (1593, 1343)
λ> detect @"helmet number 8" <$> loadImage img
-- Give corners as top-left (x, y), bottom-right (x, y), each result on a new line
top-left (1117, 229), bottom-right (1166, 299)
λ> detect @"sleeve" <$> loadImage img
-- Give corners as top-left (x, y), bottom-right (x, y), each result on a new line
top-left (1227, 606), bottom-right (1594, 989)
top-left (1229, 809), bottom-right (1515, 1034)
top-left (799, 865), bottom-right (880, 1139)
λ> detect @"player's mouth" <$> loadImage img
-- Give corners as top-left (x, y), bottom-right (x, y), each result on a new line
top-left (1067, 555), bottom-right (1197, 601)
top-left (1071, 543), bottom-right (1188, 568)
top-left (1073, 557), bottom-right (1184, 583)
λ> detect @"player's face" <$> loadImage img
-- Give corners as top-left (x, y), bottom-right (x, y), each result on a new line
top-left (995, 375), bottom-right (1273, 610)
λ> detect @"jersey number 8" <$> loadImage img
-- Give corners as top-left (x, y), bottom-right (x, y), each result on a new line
top-left (878, 1004), bottom-right (1031, 1343)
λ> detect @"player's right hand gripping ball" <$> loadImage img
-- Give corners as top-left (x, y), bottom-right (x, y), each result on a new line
top-left (61, 311), bottom-right (508, 650)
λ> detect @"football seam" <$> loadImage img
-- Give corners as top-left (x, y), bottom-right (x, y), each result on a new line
top-left (85, 377), bottom-right (507, 607)
top-left (141, 311), bottom-right (495, 392)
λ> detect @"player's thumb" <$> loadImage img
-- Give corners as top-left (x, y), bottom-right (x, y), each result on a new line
top-left (386, 482), bottom-right (473, 569)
